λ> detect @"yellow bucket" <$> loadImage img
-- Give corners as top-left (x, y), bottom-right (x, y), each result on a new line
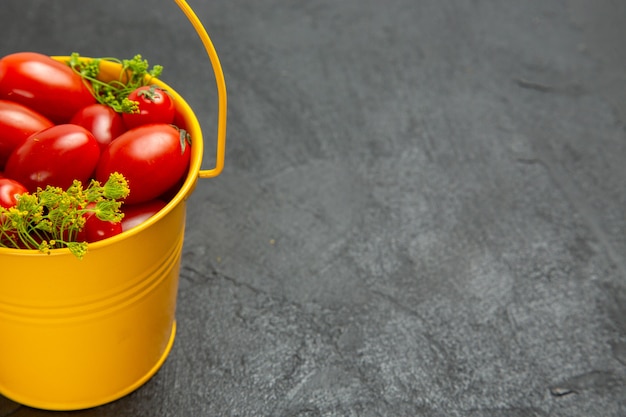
top-left (0, 0), bottom-right (226, 411)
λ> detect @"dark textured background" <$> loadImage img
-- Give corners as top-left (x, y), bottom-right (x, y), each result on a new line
top-left (1, 0), bottom-right (625, 416)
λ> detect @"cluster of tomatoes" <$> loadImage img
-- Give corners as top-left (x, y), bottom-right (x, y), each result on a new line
top-left (0, 52), bottom-right (192, 243)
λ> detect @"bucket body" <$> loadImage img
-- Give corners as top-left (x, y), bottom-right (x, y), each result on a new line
top-left (0, 58), bottom-right (206, 410)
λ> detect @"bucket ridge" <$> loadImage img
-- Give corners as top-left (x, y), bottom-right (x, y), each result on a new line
top-left (0, 232), bottom-right (183, 323)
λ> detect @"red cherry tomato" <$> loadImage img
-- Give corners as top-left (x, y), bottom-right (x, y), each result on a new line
top-left (0, 176), bottom-right (26, 245)
top-left (66, 202), bottom-right (122, 243)
top-left (121, 199), bottom-right (167, 231)
top-left (122, 85), bottom-right (175, 130)
top-left (0, 100), bottom-right (54, 170)
top-left (84, 214), bottom-right (123, 243)
top-left (0, 177), bottom-right (28, 208)
top-left (0, 52), bottom-right (96, 124)
top-left (95, 123), bottom-right (191, 205)
top-left (4, 124), bottom-right (100, 192)
top-left (70, 103), bottom-right (126, 152)
top-left (0, 177), bottom-right (28, 247)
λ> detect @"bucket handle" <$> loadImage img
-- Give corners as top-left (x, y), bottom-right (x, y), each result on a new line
top-left (174, 0), bottom-right (227, 179)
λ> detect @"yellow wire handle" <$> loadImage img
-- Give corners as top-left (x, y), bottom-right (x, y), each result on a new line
top-left (174, 0), bottom-right (227, 178)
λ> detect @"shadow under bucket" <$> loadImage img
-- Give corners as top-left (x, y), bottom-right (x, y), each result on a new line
top-left (0, 1), bottom-right (226, 410)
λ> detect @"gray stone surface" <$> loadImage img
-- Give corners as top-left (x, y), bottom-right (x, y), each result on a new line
top-left (1, 0), bottom-right (625, 416)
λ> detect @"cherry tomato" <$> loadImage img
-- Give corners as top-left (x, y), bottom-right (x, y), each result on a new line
top-left (0, 100), bottom-right (54, 170)
top-left (84, 214), bottom-right (123, 243)
top-left (159, 175), bottom-right (186, 203)
top-left (121, 199), bottom-right (167, 231)
top-left (0, 177), bottom-right (27, 247)
top-left (62, 202), bottom-right (121, 243)
top-left (0, 52), bottom-right (96, 124)
top-left (70, 103), bottom-right (126, 152)
top-left (5, 124), bottom-right (100, 192)
top-left (0, 177), bottom-right (27, 208)
top-left (122, 85), bottom-right (175, 130)
top-left (95, 123), bottom-right (191, 205)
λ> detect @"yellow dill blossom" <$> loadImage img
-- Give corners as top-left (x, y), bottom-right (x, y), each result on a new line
top-left (0, 173), bottom-right (129, 259)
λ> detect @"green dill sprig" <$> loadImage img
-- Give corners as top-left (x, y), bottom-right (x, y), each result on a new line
top-left (67, 52), bottom-right (164, 114)
top-left (0, 173), bottom-right (129, 259)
